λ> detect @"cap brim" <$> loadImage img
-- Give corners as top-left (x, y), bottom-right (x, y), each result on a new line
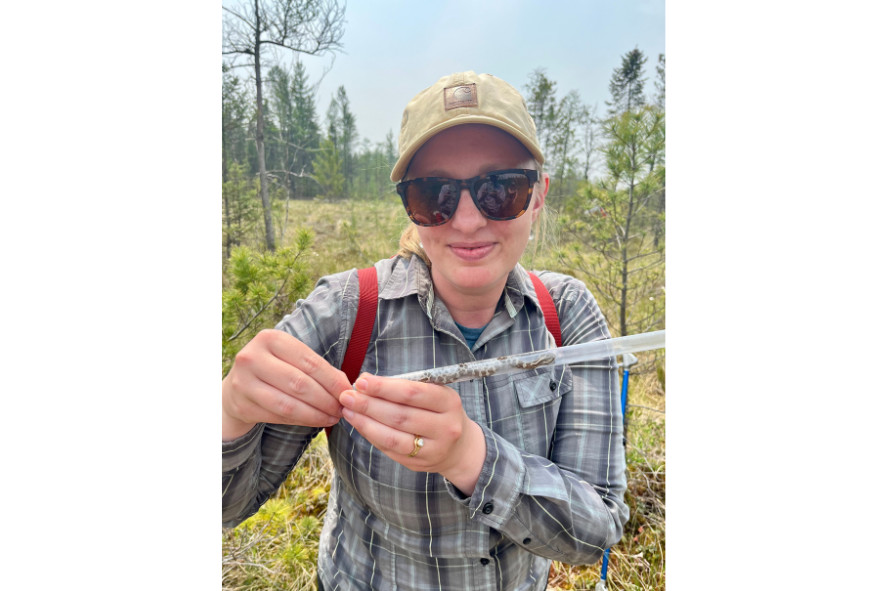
top-left (390, 116), bottom-right (545, 182)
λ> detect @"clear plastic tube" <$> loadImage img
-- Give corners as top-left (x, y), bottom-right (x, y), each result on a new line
top-left (388, 330), bottom-right (665, 385)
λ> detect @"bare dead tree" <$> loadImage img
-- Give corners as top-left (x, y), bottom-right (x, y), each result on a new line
top-left (223, 0), bottom-right (346, 252)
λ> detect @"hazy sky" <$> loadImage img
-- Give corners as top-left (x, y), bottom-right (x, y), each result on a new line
top-left (223, 0), bottom-right (665, 146)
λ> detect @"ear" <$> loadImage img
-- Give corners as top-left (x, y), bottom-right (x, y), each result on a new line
top-left (530, 172), bottom-right (549, 221)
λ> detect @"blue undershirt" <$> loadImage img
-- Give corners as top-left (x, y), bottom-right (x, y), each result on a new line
top-left (454, 321), bottom-right (488, 350)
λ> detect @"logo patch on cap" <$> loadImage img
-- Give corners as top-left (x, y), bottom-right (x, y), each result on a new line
top-left (444, 83), bottom-right (478, 110)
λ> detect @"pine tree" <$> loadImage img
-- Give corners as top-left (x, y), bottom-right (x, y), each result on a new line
top-left (606, 48), bottom-right (648, 116)
top-left (222, 161), bottom-right (264, 259)
top-left (223, 64), bottom-right (258, 174)
top-left (559, 105), bottom-right (665, 337)
top-left (548, 89), bottom-right (588, 197)
top-left (654, 53), bottom-right (666, 109)
top-left (291, 61), bottom-right (321, 198)
top-left (524, 69), bottom-right (591, 199)
top-left (326, 86), bottom-right (357, 196)
top-left (313, 138), bottom-right (345, 199)
top-left (524, 68), bottom-right (558, 160)
top-left (267, 62), bottom-right (321, 202)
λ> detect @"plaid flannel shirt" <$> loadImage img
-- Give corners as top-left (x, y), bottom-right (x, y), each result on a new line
top-left (223, 256), bottom-right (628, 590)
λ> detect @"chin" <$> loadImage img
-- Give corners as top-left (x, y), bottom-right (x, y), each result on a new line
top-left (451, 267), bottom-right (505, 292)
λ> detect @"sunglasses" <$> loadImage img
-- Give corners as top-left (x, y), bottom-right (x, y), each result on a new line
top-left (396, 168), bottom-right (539, 227)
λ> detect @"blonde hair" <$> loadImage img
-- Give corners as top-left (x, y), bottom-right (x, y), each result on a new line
top-left (396, 162), bottom-right (547, 266)
top-left (396, 224), bottom-right (431, 266)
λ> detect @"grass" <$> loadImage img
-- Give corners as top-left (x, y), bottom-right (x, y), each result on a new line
top-left (223, 436), bottom-right (333, 591)
top-left (278, 194), bottom-right (410, 278)
top-left (222, 196), bottom-right (665, 590)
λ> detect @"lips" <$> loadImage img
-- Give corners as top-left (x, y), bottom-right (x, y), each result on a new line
top-left (449, 242), bottom-right (495, 260)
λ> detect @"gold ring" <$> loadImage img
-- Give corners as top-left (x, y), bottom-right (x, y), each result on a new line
top-left (408, 435), bottom-right (424, 458)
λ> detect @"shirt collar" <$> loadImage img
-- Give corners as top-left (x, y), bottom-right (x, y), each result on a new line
top-left (379, 256), bottom-right (540, 319)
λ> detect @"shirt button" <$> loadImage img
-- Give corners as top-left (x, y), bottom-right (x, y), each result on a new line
top-left (549, 380), bottom-right (557, 391)
top-left (482, 502), bottom-right (494, 514)
top-left (523, 537), bottom-right (532, 544)
top-left (480, 558), bottom-right (490, 566)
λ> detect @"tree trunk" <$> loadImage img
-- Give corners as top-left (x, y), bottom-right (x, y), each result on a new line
top-left (253, 0), bottom-right (275, 252)
top-left (654, 187), bottom-right (665, 249)
top-left (620, 236), bottom-right (629, 339)
top-left (223, 149), bottom-right (232, 260)
top-left (620, 163), bottom-right (637, 338)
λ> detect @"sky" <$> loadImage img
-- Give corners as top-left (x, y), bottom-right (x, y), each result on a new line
top-left (223, 0), bottom-right (665, 147)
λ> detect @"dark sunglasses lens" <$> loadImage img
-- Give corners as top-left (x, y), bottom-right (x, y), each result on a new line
top-left (473, 173), bottom-right (531, 220)
top-left (405, 180), bottom-right (460, 226)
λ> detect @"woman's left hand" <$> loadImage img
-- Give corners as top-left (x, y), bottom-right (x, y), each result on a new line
top-left (339, 373), bottom-right (486, 495)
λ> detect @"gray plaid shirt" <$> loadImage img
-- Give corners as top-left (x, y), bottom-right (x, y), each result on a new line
top-left (223, 256), bottom-right (628, 590)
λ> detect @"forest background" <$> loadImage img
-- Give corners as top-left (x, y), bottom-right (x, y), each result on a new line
top-left (221, 1), bottom-right (665, 590)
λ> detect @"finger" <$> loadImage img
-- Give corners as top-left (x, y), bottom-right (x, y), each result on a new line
top-left (257, 353), bottom-right (344, 419)
top-left (261, 330), bottom-right (353, 396)
top-left (342, 404), bottom-right (424, 458)
top-left (353, 374), bottom-right (453, 412)
top-left (231, 375), bottom-right (341, 427)
top-left (340, 389), bottom-right (428, 435)
top-left (230, 333), bottom-right (343, 419)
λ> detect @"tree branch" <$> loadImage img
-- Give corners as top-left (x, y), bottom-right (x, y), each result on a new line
top-left (222, 6), bottom-right (257, 30)
top-left (227, 268), bottom-right (294, 342)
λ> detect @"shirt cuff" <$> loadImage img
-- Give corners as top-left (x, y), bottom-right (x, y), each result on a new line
top-left (222, 422), bottom-right (265, 472)
top-left (445, 424), bottom-right (527, 529)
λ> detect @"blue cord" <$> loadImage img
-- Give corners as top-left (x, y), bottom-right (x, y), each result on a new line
top-left (601, 365), bottom-right (631, 583)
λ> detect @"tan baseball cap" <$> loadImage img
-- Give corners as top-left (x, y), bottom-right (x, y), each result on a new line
top-left (390, 71), bottom-right (545, 182)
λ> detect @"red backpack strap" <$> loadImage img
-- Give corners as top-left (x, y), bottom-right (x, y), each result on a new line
top-left (327, 266), bottom-right (378, 440)
top-left (529, 272), bottom-right (562, 347)
top-left (341, 266), bottom-right (379, 383)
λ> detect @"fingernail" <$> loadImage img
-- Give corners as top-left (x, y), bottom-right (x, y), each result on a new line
top-left (356, 378), bottom-right (368, 392)
top-left (342, 407), bottom-right (355, 421)
top-left (340, 392), bottom-right (355, 407)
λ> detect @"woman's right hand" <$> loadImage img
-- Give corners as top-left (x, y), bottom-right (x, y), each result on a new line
top-left (222, 329), bottom-right (352, 440)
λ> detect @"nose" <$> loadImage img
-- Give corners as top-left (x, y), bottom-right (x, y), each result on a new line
top-left (448, 187), bottom-right (487, 232)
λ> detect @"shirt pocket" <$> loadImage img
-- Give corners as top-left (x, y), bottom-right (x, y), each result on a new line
top-left (486, 366), bottom-right (573, 458)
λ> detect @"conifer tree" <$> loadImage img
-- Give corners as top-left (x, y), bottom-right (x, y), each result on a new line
top-left (222, 162), bottom-right (264, 260)
top-left (326, 86), bottom-right (357, 196)
top-left (267, 62), bottom-right (321, 202)
top-left (313, 138), bottom-right (345, 198)
top-left (291, 61), bottom-right (321, 198)
top-left (606, 48), bottom-right (648, 116)
top-left (222, 64), bottom-right (253, 181)
top-left (560, 105), bottom-right (665, 337)
top-left (524, 68), bottom-right (558, 160)
top-left (654, 53), bottom-right (666, 109)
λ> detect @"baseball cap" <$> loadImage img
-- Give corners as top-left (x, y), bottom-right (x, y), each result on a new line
top-left (390, 71), bottom-right (545, 182)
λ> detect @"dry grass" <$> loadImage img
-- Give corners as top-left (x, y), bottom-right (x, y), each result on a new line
top-left (276, 195), bottom-right (409, 279)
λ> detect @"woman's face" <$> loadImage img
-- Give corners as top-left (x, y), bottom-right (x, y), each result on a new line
top-left (406, 124), bottom-right (547, 299)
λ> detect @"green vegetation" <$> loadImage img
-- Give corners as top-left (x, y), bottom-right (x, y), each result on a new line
top-left (223, 435), bottom-right (332, 590)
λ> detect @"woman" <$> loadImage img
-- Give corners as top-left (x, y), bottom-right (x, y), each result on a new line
top-left (222, 71), bottom-right (628, 590)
